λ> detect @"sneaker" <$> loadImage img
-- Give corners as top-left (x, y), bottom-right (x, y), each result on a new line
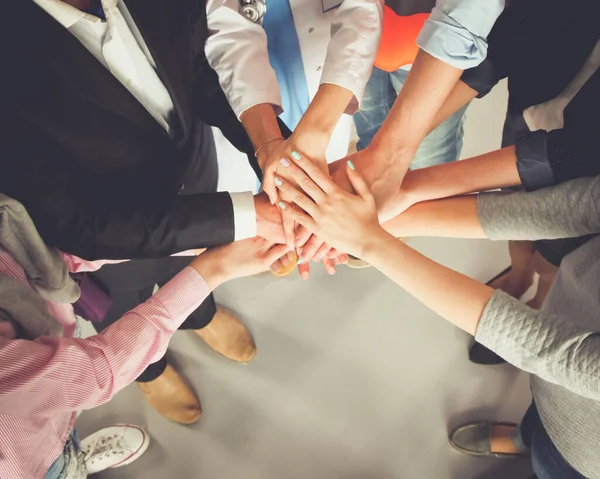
top-left (81, 424), bottom-right (150, 474)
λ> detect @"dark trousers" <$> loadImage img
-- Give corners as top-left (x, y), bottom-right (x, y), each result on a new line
top-left (520, 403), bottom-right (585, 479)
top-left (92, 122), bottom-right (219, 382)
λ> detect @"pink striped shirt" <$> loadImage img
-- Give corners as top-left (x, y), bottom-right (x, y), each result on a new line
top-left (0, 248), bottom-right (210, 479)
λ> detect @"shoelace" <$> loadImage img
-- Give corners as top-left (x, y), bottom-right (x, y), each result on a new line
top-left (83, 428), bottom-right (128, 465)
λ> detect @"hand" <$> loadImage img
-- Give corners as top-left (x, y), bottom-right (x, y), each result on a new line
top-left (295, 147), bottom-right (403, 262)
top-left (273, 155), bottom-right (385, 259)
top-left (191, 238), bottom-right (290, 289)
top-left (258, 132), bottom-right (329, 249)
top-left (255, 192), bottom-right (285, 244)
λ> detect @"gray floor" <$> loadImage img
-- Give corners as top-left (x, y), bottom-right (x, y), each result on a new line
top-left (77, 81), bottom-right (535, 478)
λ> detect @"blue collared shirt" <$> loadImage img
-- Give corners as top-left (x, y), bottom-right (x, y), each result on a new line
top-left (417, 0), bottom-right (505, 70)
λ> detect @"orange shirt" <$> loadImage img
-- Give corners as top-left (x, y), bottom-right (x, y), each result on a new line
top-left (374, 6), bottom-right (428, 72)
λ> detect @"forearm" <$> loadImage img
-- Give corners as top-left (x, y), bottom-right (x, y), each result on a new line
top-left (430, 80), bottom-right (478, 132)
top-left (240, 103), bottom-right (283, 151)
top-left (401, 146), bottom-right (521, 205)
top-left (369, 50), bottom-right (463, 174)
top-left (296, 84), bottom-right (354, 140)
top-left (363, 231), bottom-right (493, 335)
top-left (385, 176), bottom-right (600, 241)
top-left (383, 196), bottom-right (486, 239)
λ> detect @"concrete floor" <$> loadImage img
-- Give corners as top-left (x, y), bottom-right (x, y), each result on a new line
top-left (77, 80), bottom-right (535, 478)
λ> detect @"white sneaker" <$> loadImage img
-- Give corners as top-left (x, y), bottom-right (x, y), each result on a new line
top-left (81, 424), bottom-right (150, 475)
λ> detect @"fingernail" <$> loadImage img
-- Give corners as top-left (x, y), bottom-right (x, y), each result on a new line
top-left (277, 201), bottom-right (287, 210)
top-left (280, 158), bottom-right (290, 167)
top-left (347, 160), bottom-right (356, 170)
top-left (297, 257), bottom-right (305, 264)
top-left (291, 151), bottom-right (301, 160)
top-left (271, 263), bottom-right (281, 272)
top-left (301, 272), bottom-right (309, 280)
top-left (275, 177), bottom-right (283, 186)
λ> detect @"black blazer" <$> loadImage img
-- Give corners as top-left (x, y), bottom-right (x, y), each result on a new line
top-left (1, 0), bottom-right (287, 260)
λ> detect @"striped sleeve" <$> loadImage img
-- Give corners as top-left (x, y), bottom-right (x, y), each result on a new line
top-left (0, 267), bottom-right (210, 417)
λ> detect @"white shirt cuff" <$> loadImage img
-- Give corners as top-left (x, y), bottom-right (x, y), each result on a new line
top-left (229, 192), bottom-right (257, 241)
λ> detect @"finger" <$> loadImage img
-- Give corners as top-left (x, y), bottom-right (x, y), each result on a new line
top-left (287, 250), bottom-right (296, 263)
top-left (295, 225), bottom-right (313, 248)
top-left (322, 257), bottom-right (337, 275)
top-left (270, 259), bottom-right (283, 273)
top-left (266, 244), bottom-right (292, 265)
top-left (327, 248), bottom-right (341, 259)
top-left (275, 175), bottom-right (320, 218)
top-left (282, 209), bottom-right (296, 250)
top-left (279, 250), bottom-right (290, 267)
top-left (337, 253), bottom-right (349, 264)
top-left (314, 243), bottom-right (331, 263)
top-left (278, 158), bottom-right (328, 202)
top-left (262, 164), bottom-right (279, 205)
top-left (297, 261), bottom-right (310, 280)
top-left (346, 160), bottom-right (374, 201)
top-left (300, 236), bottom-right (324, 262)
top-left (278, 201), bottom-right (317, 233)
top-left (288, 151), bottom-right (337, 194)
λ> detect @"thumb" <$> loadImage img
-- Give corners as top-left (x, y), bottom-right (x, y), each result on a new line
top-left (346, 160), bottom-right (373, 200)
top-left (265, 244), bottom-right (292, 265)
top-left (262, 166), bottom-right (280, 205)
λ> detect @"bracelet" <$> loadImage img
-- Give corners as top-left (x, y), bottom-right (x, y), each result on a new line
top-left (254, 136), bottom-right (284, 157)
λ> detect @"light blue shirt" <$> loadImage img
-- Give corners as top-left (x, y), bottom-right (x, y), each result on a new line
top-left (263, 0), bottom-right (310, 130)
top-left (417, 0), bottom-right (505, 70)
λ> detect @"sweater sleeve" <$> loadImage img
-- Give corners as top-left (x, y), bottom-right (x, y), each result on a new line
top-left (475, 290), bottom-right (600, 401)
top-left (477, 176), bottom-right (600, 241)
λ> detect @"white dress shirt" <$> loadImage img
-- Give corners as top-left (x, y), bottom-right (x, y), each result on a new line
top-left (33, 0), bottom-right (257, 241)
top-left (205, 0), bottom-right (383, 163)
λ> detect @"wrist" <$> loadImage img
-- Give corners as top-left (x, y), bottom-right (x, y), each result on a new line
top-left (190, 250), bottom-right (229, 290)
top-left (256, 138), bottom-right (284, 170)
top-left (368, 135), bottom-right (415, 169)
top-left (355, 228), bottom-right (395, 264)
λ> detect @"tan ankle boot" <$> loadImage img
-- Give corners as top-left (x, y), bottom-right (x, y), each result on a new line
top-left (137, 364), bottom-right (201, 425)
top-left (195, 307), bottom-right (257, 363)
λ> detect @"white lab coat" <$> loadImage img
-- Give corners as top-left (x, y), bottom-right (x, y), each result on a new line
top-left (205, 0), bottom-right (383, 169)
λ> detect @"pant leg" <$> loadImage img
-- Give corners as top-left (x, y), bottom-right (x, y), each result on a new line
top-left (46, 430), bottom-right (87, 479)
top-left (516, 403), bottom-right (585, 479)
top-left (389, 68), bottom-right (468, 169)
top-left (514, 402), bottom-right (540, 450)
top-left (531, 420), bottom-right (585, 478)
top-left (91, 121), bottom-right (221, 382)
top-left (92, 261), bottom-right (167, 382)
top-left (155, 255), bottom-right (217, 332)
top-left (354, 66), bottom-right (396, 151)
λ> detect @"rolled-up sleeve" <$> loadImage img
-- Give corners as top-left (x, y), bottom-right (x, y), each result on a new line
top-left (417, 0), bottom-right (505, 70)
top-left (320, 0), bottom-right (384, 114)
top-left (205, 0), bottom-right (282, 119)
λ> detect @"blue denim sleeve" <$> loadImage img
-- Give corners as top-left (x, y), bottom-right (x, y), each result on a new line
top-left (417, 0), bottom-right (505, 69)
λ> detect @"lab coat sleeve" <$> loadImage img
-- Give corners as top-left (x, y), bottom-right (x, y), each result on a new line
top-left (205, 0), bottom-right (282, 119)
top-left (320, 0), bottom-right (384, 114)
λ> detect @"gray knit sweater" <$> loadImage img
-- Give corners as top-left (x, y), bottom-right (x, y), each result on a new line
top-left (475, 176), bottom-right (600, 478)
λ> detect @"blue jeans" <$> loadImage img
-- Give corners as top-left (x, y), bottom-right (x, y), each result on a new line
top-left (46, 430), bottom-right (87, 479)
top-left (354, 66), bottom-right (468, 169)
top-left (518, 404), bottom-right (585, 479)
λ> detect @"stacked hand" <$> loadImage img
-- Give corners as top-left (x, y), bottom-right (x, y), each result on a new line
top-left (273, 154), bottom-right (388, 260)
top-left (256, 137), bottom-right (409, 277)
top-left (256, 132), bottom-right (349, 277)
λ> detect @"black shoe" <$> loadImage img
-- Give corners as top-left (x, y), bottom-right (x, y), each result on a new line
top-left (469, 342), bottom-right (506, 365)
